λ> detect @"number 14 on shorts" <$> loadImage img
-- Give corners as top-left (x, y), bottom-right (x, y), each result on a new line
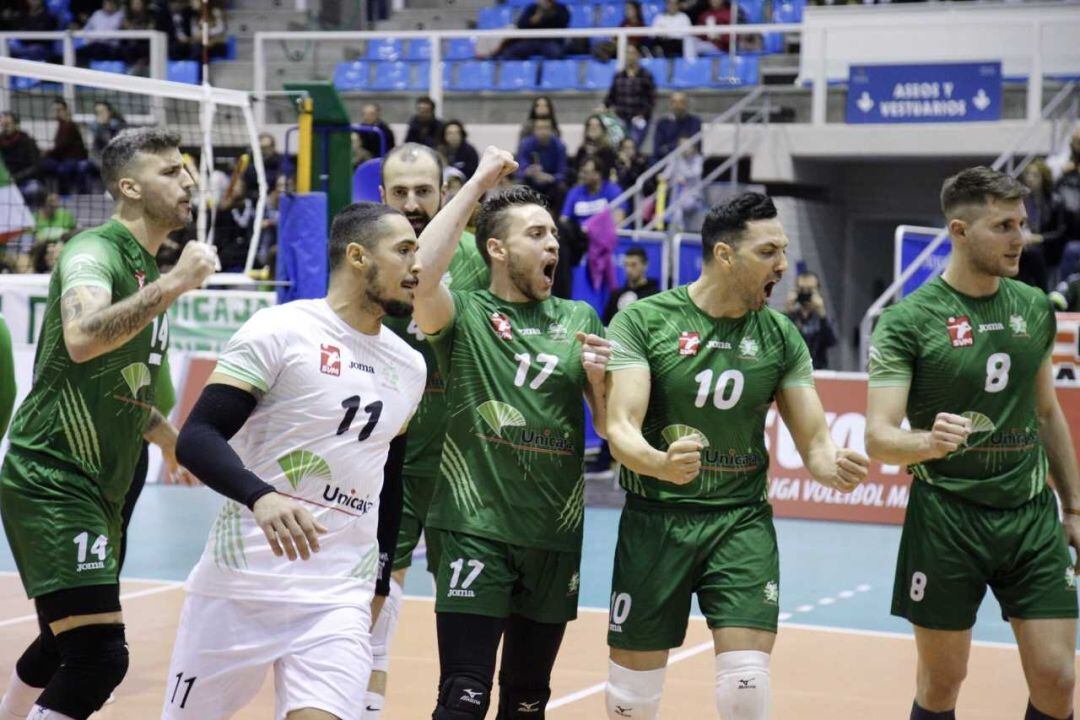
top-left (73, 531), bottom-right (108, 571)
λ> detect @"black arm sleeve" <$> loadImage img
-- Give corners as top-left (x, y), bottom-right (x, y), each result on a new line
top-left (375, 432), bottom-right (408, 596)
top-left (176, 383), bottom-right (277, 510)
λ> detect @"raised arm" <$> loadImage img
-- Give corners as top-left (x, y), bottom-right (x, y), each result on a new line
top-left (412, 146), bottom-right (518, 336)
top-left (61, 240), bottom-right (216, 363)
top-left (776, 385), bottom-right (867, 493)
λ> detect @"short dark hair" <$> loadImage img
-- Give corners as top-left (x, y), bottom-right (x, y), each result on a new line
top-left (624, 247), bottom-right (647, 263)
top-left (700, 192), bottom-right (778, 262)
top-left (416, 96), bottom-right (435, 109)
top-left (100, 127), bottom-right (182, 193)
top-left (441, 119), bottom-right (467, 144)
top-left (380, 142), bottom-right (444, 190)
top-left (940, 166), bottom-right (1029, 220)
top-left (474, 185), bottom-right (549, 266)
top-left (328, 202), bottom-right (405, 271)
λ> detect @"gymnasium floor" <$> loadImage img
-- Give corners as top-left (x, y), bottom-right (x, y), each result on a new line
top-left (0, 485), bottom-right (1073, 718)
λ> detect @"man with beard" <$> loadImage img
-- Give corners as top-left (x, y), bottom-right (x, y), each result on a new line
top-left (866, 167), bottom-right (1080, 720)
top-left (362, 142), bottom-right (490, 718)
top-left (603, 192), bottom-right (868, 720)
top-left (0, 128), bottom-right (217, 720)
top-left (160, 201), bottom-right (427, 720)
top-left (411, 147), bottom-right (611, 720)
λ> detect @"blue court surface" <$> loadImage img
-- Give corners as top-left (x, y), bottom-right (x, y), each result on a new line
top-left (0, 484), bottom-right (1057, 648)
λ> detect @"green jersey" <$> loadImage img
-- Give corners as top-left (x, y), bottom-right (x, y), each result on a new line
top-left (868, 276), bottom-right (1055, 509)
top-left (0, 314), bottom-right (14, 439)
top-left (383, 231), bottom-right (489, 477)
top-left (6, 220), bottom-right (169, 504)
top-left (426, 290), bottom-right (603, 552)
top-left (606, 286), bottom-right (814, 507)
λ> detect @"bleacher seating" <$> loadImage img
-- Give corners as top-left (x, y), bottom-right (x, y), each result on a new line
top-left (539, 59), bottom-right (581, 90)
top-left (445, 37), bottom-right (477, 60)
top-left (641, 57), bottom-right (670, 87)
top-left (405, 39), bottom-right (431, 60)
top-left (597, 3), bottom-right (625, 28)
top-left (369, 60), bottom-right (413, 91)
top-left (568, 4), bottom-right (593, 28)
top-left (89, 60), bottom-right (128, 76)
top-left (583, 60), bottom-right (617, 90)
top-left (718, 54), bottom-right (759, 86)
top-left (333, 60), bottom-right (370, 91)
top-left (367, 38), bottom-right (403, 61)
top-left (476, 5), bottom-right (514, 29)
top-left (167, 60), bottom-right (200, 85)
top-left (497, 60), bottom-right (540, 91)
top-left (671, 58), bottom-right (713, 88)
top-left (447, 60), bottom-right (497, 91)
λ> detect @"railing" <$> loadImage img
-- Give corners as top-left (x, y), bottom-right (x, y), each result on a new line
top-left (855, 81), bottom-right (1080, 370)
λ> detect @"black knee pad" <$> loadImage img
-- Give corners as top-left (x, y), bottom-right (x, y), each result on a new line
top-left (15, 632), bottom-right (60, 689)
top-left (434, 672), bottom-right (492, 720)
top-left (37, 624), bottom-right (128, 720)
top-left (497, 686), bottom-right (551, 718)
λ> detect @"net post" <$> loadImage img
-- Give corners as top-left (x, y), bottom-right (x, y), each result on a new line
top-left (297, 97), bottom-right (314, 193)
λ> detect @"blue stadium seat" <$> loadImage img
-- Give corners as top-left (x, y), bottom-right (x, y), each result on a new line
top-left (167, 60), bottom-right (199, 84)
top-left (90, 60), bottom-right (128, 76)
top-left (210, 35), bottom-right (238, 62)
top-left (369, 61), bottom-right (412, 90)
top-left (718, 55), bottom-right (759, 85)
top-left (640, 57), bottom-right (670, 87)
top-left (411, 61), bottom-right (432, 89)
top-left (367, 38), bottom-right (403, 61)
top-left (353, 158), bottom-right (382, 202)
top-left (11, 76), bottom-right (42, 91)
top-left (671, 57), bottom-right (713, 88)
top-left (333, 60), bottom-right (370, 90)
top-left (596, 3), bottom-right (625, 27)
top-left (405, 39), bottom-right (430, 60)
top-left (448, 60), bottom-right (496, 91)
top-left (583, 60), bottom-right (617, 90)
top-left (476, 6), bottom-right (513, 29)
top-left (496, 60), bottom-right (539, 91)
top-left (506, 0), bottom-right (532, 6)
top-left (761, 31), bottom-right (784, 54)
top-left (737, 0), bottom-right (765, 23)
top-left (445, 37), bottom-right (477, 60)
top-left (642, 2), bottom-right (663, 24)
top-left (539, 59), bottom-right (580, 90)
top-left (772, 0), bottom-right (805, 23)
top-left (568, 4), bottom-right (594, 28)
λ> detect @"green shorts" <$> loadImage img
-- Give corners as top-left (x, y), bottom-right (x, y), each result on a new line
top-left (392, 473), bottom-right (441, 573)
top-left (608, 498), bottom-right (779, 651)
top-left (0, 450), bottom-right (122, 599)
top-left (892, 481), bottom-right (1078, 631)
top-left (430, 528), bottom-right (581, 624)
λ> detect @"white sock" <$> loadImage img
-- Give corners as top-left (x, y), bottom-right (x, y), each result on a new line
top-left (27, 707), bottom-right (77, 720)
top-left (362, 691), bottom-right (384, 719)
top-left (714, 651), bottom-right (770, 720)
top-left (0, 671), bottom-right (43, 719)
top-left (370, 577), bottom-right (403, 674)
top-left (605, 660), bottom-right (665, 719)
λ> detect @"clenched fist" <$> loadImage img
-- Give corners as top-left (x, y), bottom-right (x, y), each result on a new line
top-left (656, 437), bottom-right (703, 485)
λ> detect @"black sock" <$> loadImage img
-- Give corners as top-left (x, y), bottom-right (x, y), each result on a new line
top-left (912, 700), bottom-right (956, 719)
top-left (1026, 701), bottom-right (1073, 720)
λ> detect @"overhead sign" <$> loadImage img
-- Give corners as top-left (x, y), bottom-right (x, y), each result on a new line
top-left (847, 62), bottom-right (1002, 124)
top-left (893, 225), bottom-right (951, 297)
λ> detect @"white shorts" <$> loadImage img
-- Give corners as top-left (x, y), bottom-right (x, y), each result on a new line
top-left (161, 592), bottom-right (372, 720)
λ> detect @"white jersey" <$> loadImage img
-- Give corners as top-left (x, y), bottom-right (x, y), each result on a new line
top-left (185, 299), bottom-right (426, 606)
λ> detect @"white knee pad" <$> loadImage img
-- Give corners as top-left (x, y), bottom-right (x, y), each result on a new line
top-left (714, 651), bottom-right (770, 720)
top-left (370, 577), bottom-right (403, 674)
top-left (605, 660), bottom-right (666, 719)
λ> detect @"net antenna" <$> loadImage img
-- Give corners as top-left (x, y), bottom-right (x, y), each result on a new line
top-left (0, 56), bottom-right (267, 282)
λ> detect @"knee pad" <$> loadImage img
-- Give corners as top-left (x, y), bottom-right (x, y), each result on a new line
top-left (497, 686), bottom-right (551, 718)
top-left (714, 650), bottom-right (770, 720)
top-left (371, 577), bottom-right (403, 674)
top-left (36, 625), bottom-right (128, 720)
top-left (605, 661), bottom-right (665, 720)
top-left (435, 673), bottom-right (492, 720)
top-left (15, 634), bottom-right (60, 689)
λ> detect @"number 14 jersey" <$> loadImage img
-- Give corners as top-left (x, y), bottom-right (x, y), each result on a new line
top-left (185, 299), bottom-right (426, 606)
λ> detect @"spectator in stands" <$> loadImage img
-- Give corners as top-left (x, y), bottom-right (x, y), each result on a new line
top-left (0, 113), bottom-right (43, 198)
top-left (443, 167), bottom-right (467, 204)
top-left (30, 235), bottom-right (64, 274)
top-left (785, 270), bottom-right (837, 369)
top-left (188, 0), bottom-right (229, 61)
top-left (697, 0), bottom-right (734, 51)
top-left (69, 0), bottom-right (101, 27)
top-left (603, 44), bottom-right (656, 147)
top-left (1015, 158), bottom-right (1057, 291)
top-left (41, 99), bottom-right (91, 196)
top-left (9, 0), bottom-right (59, 62)
top-left (614, 137), bottom-right (650, 199)
top-left (661, 134), bottom-right (703, 230)
top-left (556, 156), bottom-right (626, 298)
top-left (164, 0), bottom-right (193, 60)
top-left (358, 103), bottom-right (396, 160)
top-left (33, 192), bottom-right (76, 245)
top-left (122, 0), bottom-right (156, 72)
top-left (572, 114), bottom-right (618, 186)
top-left (603, 247), bottom-right (660, 323)
top-left (498, 0), bottom-right (570, 60)
top-left (243, 132), bottom-right (284, 197)
top-left (1052, 129), bottom-right (1080, 279)
top-left (650, 0), bottom-right (692, 58)
top-left (519, 96), bottom-right (561, 144)
top-left (405, 96), bottom-right (443, 149)
top-left (622, 1), bottom-right (647, 46)
top-left (653, 91), bottom-right (702, 158)
top-left (77, 0), bottom-right (126, 64)
top-left (89, 101), bottom-right (126, 163)
top-left (517, 115), bottom-right (568, 210)
top-left (438, 120), bottom-right (479, 180)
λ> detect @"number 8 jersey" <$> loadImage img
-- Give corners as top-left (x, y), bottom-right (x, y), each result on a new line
top-left (185, 299), bottom-right (426, 606)
top-left (869, 276), bottom-right (1056, 508)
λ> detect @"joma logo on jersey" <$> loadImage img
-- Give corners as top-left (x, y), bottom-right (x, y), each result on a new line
top-left (978, 322), bottom-right (1004, 332)
top-left (320, 344), bottom-right (342, 376)
top-left (349, 360), bottom-right (375, 374)
top-left (707, 340), bottom-right (732, 350)
top-left (678, 332), bottom-right (700, 356)
top-left (321, 485), bottom-right (375, 514)
top-left (946, 316), bottom-right (974, 348)
top-left (490, 312), bottom-right (513, 340)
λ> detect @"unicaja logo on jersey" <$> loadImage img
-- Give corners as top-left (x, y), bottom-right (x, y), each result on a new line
top-left (678, 331), bottom-right (700, 356)
top-left (320, 343), bottom-right (342, 376)
top-left (489, 312), bottom-right (513, 340)
top-left (322, 485), bottom-right (375, 515)
top-left (947, 316), bottom-right (974, 348)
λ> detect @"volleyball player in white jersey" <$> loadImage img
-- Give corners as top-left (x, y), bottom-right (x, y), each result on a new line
top-left (161, 202), bottom-right (427, 720)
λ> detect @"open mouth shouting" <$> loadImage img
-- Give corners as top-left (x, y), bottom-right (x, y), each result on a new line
top-left (541, 258), bottom-right (557, 287)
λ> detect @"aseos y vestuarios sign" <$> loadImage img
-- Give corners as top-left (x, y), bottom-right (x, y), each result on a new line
top-left (846, 62), bottom-right (1002, 124)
